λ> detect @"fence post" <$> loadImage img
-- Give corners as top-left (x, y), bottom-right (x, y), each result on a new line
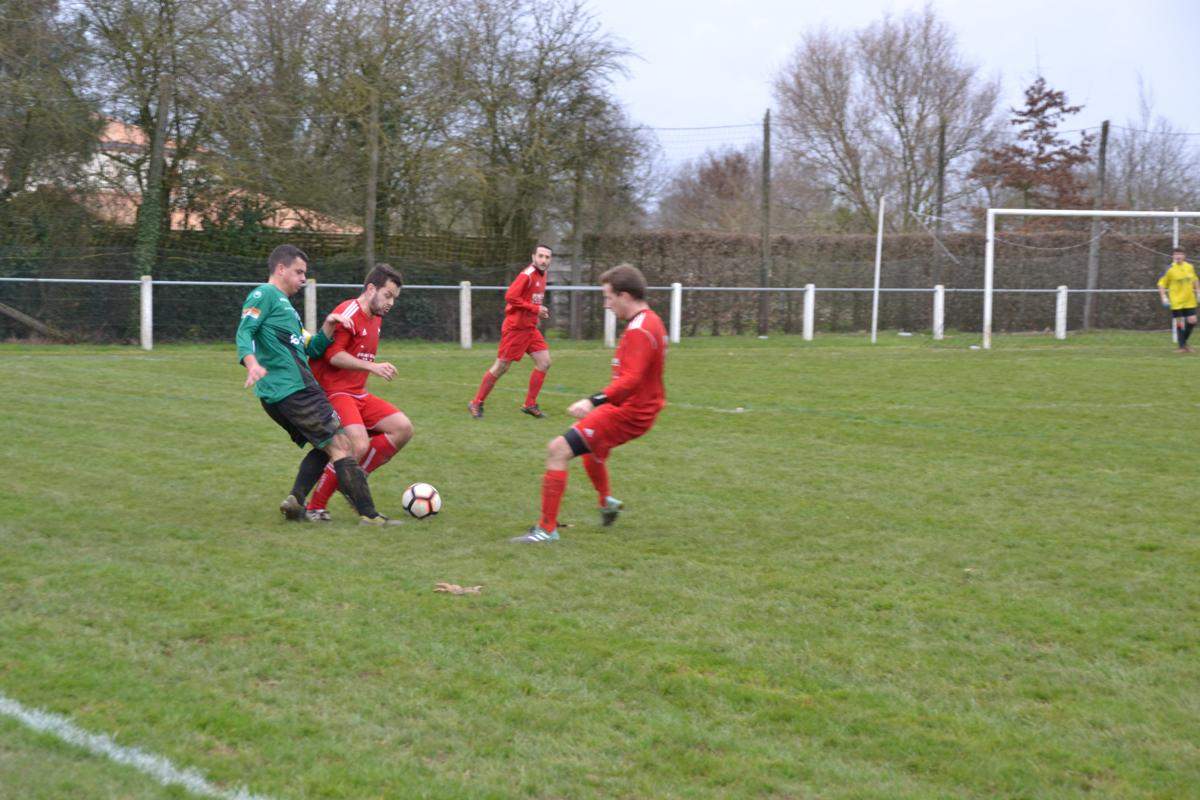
top-left (459, 281), bottom-right (472, 349)
top-left (669, 282), bottom-right (682, 344)
top-left (304, 279), bottom-right (317, 333)
top-left (1055, 285), bottom-right (1068, 340)
top-left (604, 307), bottom-right (617, 348)
top-left (140, 275), bottom-right (153, 351)
top-left (932, 284), bottom-right (945, 340)
top-left (802, 283), bottom-right (815, 341)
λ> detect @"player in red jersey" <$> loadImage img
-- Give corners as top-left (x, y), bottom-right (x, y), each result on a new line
top-left (511, 264), bottom-right (667, 543)
top-left (468, 244), bottom-right (553, 419)
top-left (300, 264), bottom-right (415, 521)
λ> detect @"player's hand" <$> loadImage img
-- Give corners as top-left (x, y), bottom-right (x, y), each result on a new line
top-left (244, 363), bottom-right (268, 388)
top-left (1162, 299), bottom-right (1172, 309)
top-left (568, 398), bottom-right (594, 419)
top-left (371, 361), bottom-right (397, 381)
top-left (322, 312), bottom-right (354, 336)
top-left (538, 305), bottom-right (550, 319)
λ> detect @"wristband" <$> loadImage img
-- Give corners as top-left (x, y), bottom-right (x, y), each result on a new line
top-left (588, 393), bottom-right (608, 406)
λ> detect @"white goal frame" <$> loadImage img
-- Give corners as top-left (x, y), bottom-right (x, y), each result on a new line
top-left (984, 208), bottom-right (1200, 349)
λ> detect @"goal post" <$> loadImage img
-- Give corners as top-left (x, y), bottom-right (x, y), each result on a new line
top-left (983, 208), bottom-right (1200, 349)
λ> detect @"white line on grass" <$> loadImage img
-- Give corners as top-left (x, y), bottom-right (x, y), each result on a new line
top-left (0, 691), bottom-right (274, 800)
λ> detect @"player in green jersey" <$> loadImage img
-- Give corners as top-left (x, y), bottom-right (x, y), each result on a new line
top-left (236, 244), bottom-right (400, 526)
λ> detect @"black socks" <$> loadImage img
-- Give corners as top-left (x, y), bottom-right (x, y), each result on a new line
top-left (333, 456), bottom-right (377, 517)
top-left (291, 448), bottom-right (330, 502)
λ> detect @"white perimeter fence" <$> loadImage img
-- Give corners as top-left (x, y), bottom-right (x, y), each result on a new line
top-left (0, 275), bottom-right (1160, 351)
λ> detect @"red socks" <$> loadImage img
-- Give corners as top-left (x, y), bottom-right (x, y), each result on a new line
top-left (474, 371), bottom-right (498, 404)
top-left (539, 469), bottom-right (567, 532)
top-left (581, 454), bottom-right (609, 506)
top-left (525, 368), bottom-right (547, 406)
top-left (307, 434), bottom-right (398, 511)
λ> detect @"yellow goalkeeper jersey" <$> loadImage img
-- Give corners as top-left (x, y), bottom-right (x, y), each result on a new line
top-left (1157, 261), bottom-right (1198, 309)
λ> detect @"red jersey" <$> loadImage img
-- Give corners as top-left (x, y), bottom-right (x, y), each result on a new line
top-left (604, 308), bottom-right (667, 421)
top-left (502, 264), bottom-right (547, 332)
top-left (310, 297), bottom-right (381, 396)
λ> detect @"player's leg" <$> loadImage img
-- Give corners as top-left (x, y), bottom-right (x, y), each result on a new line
top-left (306, 395), bottom-right (366, 517)
top-left (322, 430), bottom-right (399, 525)
top-left (510, 433), bottom-right (578, 543)
top-left (1175, 311), bottom-right (1188, 351)
top-left (277, 389), bottom-right (395, 525)
top-left (358, 397), bottom-right (413, 477)
top-left (522, 339), bottom-right (551, 417)
top-left (470, 352), bottom-right (513, 417)
top-left (580, 407), bottom-right (654, 527)
top-left (1183, 311), bottom-right (1197, 351)
top-left (262, 389), bottom-right (334, 521)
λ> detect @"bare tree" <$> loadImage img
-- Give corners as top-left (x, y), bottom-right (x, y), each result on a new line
top-left (440, 0), bottom-right (632, 252)
top-left (773, 5), bottom-right (1000, 231)
top-left (655, 145), bottom-right (841, 235)
top-left (1107, 81), bottom-right (1200, 224)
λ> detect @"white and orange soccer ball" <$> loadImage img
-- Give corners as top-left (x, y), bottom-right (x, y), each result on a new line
top-left (402, 482), bottom-right (442, 519)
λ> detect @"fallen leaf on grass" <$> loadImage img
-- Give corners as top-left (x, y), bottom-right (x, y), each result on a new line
top-left (434, 582), bottom-right (483, 595)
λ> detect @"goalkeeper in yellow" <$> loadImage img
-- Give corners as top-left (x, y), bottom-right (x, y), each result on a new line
top-left (1157, 248), bottom-right (1199, 352)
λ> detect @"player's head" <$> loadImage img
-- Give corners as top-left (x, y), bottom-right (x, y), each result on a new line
top-left (532, 244), bottom-right (552, 270)
top-left (267, 244), bottom-right (309, 296)
top-left (600, 263), bottom-right (648, 321)
top-left (363, 263), bottom-right (403, 316)
top-left (1174, 247), bottom-right (1186, 263)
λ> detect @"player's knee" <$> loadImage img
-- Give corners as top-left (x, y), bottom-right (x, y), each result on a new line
top-left (392, 416), bottom-right (414, 445)
top-left (537, 354), bottom-right (551, 371)
top-left (347, 431), bottom-right (370, 458)
top-left (492, 360), bottom-right (510, 376)
top-left (325, 434), bottom-right (350, 462)
top-left (546, 436), bottom-right (572, 461)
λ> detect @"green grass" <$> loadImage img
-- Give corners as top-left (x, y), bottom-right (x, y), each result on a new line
top-left (1, 331), bottom-right (1197, 799)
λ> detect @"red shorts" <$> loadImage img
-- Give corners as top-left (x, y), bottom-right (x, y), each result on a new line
top-left (571, 404), bottom-right (655, 461)
top-left (327, 392), bottom-right (401, 431)
top-left (497, 327), bottom-right (548, 362)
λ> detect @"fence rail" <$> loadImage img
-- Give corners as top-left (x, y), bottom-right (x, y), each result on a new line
top-left (0, 276), bottom-right (1162, 350)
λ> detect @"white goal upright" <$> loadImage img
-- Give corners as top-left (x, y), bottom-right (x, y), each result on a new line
top-left (983, 208), bottom-right (1200, 349)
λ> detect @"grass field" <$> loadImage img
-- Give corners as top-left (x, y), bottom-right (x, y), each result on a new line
top-left (1, 331), bottom-right (1197, 799)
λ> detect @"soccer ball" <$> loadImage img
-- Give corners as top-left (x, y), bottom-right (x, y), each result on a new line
top-left (402, 482), bottom-right (442, 519)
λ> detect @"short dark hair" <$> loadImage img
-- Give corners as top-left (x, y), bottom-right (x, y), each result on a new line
top-left (365, 263), bottom-right (403, 291)
top-left (1174, 247), bottom-right (1186, 254)
top-left (268, 244), bottom-right (308, 275)
top-left (533, 244), bottom-right (553, 256)
top-left (599, 263), bottom-right (646, 300)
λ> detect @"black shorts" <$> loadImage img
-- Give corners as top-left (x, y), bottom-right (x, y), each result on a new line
top-left (1172, 307), bottom-right (1198, 318)
top-left (262, 385), bottom-right (342, 449)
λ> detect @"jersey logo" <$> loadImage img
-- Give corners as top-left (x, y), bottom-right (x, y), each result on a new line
top-left (583, 428), bottom-right (595, 437)
top-left (532, 293), bottom-right (544, 304)
top-left (252, 290), bottom-right (262, 299)
top-left (242, 307), bottom-right (261, 319)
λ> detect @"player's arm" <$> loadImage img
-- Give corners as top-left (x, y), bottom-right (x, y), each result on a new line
top-left (504, 273), bottom-right (541, 314)
top-left (304, 312), bottom-right (354, 359)
top-left (569, 331), bottom-right (653, 417)
top-left (1157, 274), bottom-right (1171, 307)
top-left (328, 350), bottom-right (397, 381)
top-left (236, 297), bottom-right (267, 385)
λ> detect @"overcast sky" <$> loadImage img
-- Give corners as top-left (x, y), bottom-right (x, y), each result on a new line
top-left (594, 0), bottom-right (1200, 158)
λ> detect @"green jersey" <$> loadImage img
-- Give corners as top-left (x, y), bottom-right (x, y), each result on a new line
top-left (235, 283), bottom-right (332, 403)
